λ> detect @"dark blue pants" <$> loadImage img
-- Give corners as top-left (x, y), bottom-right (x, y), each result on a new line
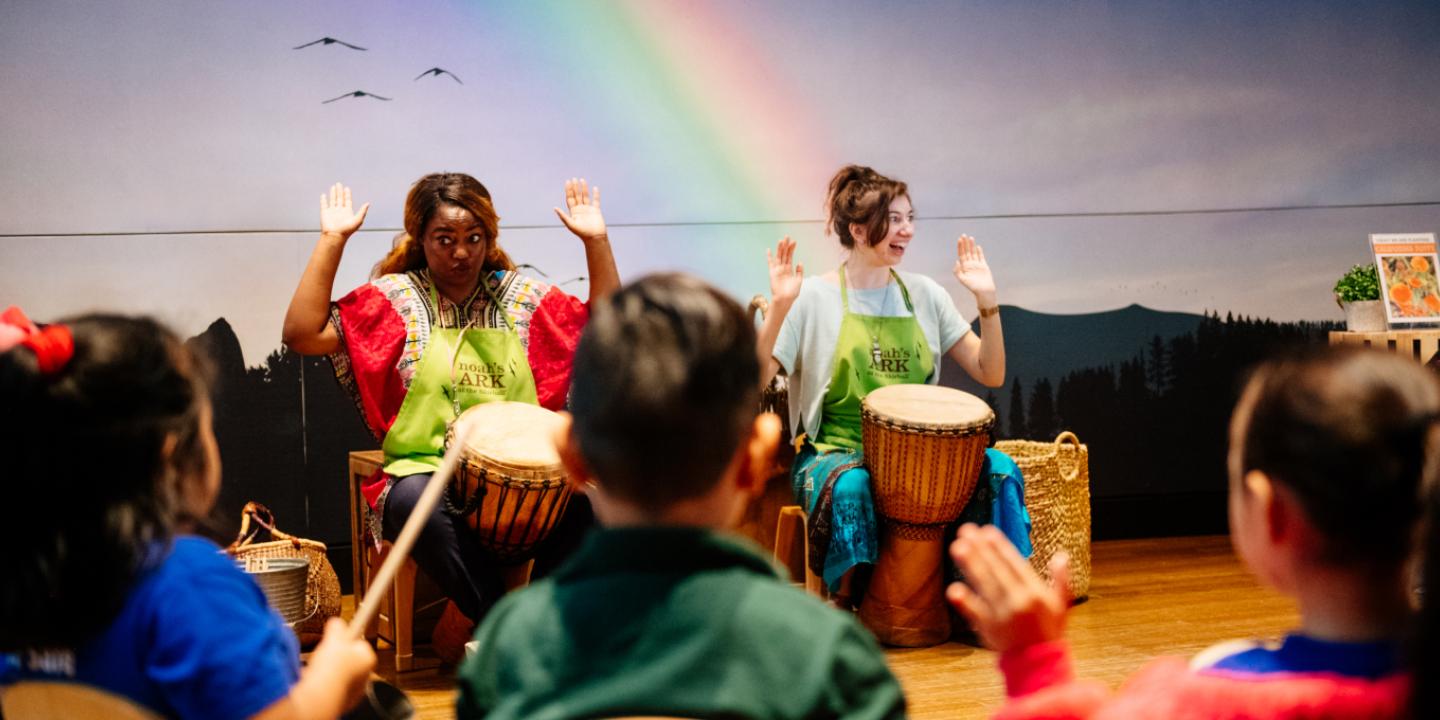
top-left (381, 473), bottom-right (594, 622)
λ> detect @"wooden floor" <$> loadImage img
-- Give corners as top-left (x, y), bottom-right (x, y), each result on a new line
top-left (353, 535), bottom-right (1298, 719)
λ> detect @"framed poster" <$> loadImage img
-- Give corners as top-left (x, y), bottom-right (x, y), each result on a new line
top-left (1372, 232), bottom-right (1440, 326)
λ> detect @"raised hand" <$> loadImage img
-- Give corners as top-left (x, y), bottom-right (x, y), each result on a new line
top-left (301, 616), bottom-right (376, 714)
top-left (553, 178), bottom-right (607, 244)
top-left (767, 236), bottom-right (804, 307)
top-left (946, 523), bottom-right (1071, 654)
top-left (319, 183), bottom-right (370, 240)
top-left (953, 235), bottom-right (997, 301)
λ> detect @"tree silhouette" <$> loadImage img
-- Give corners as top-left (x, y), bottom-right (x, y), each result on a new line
top-left (984, 390), bottom-right (1002, 438)
top-left (1027, 377), bottom-right (1058, 440)
top-left (1048, 310), bottom-right (1337, 513)
top-left (1007, 377), bottom-right (1027, 440)
top-left (1147, 335), bottom-right (1169, 395)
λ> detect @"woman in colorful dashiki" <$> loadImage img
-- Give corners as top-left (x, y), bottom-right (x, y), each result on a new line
top-left (283, 173), bottom-right (619, 626)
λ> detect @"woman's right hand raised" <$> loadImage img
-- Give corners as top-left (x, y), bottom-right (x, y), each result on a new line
top-left (319, 183), bottom-right (370, 240)
top-left (767, 236), bottom-right (804, 307)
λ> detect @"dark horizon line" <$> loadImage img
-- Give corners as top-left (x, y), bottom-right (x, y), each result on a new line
top-left (3, 200), bottom-right (1438, 238)
top-left (197, 303), bottom-right (1339, 372)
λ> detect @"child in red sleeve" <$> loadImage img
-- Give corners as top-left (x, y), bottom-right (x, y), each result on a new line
top-left (949, 346), bottom-right (1436, 719)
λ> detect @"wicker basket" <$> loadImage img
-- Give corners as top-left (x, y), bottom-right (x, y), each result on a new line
top-left (994, 431), bottom-right (1092, 600)
top-left (226, 502), bottom-right (342, 643)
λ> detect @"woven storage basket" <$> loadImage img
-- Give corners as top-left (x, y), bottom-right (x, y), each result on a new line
top-left (994, 431), bottom-right (1091, 600)
top-left (226, 502), bottom-right (342, 643)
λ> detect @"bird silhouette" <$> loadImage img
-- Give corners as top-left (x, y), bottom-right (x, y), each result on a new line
top-left (414, 67), bottom-right (463, 84)
top-left (322, 91), bottom-right (392, 104)
top-left (294, 37), bottom-right (367, 51)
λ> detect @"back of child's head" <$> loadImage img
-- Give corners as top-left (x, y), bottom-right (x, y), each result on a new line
top-left (1234, 346), bottom-right (1440, 569)
top-left (0, 313), bottom-right (212, 651)
top-left (569, 273), bottom-right (760, 513)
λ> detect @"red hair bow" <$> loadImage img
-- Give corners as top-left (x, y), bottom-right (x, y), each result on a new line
top-left (1, 306), bottom-right (74, 376)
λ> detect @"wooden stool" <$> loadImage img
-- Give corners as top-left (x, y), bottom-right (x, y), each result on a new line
top-left (348, 451), bottom-right (445, 672)
top-left (773, 505), bottom-right (826, 598)
top-left (2, 682), bottom-right (162, 720)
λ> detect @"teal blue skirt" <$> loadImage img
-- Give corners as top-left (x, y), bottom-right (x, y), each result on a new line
top-left (791, 444), bottom-right (878, 592)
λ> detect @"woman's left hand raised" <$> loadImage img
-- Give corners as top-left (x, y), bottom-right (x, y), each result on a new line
top-left (554, 178), bottom-right (608, 244)
top-left (953, 235), bottom-right (997, 302)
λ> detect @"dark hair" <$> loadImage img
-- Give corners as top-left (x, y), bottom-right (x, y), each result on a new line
top-left (1413, 457), bottom-right (1440, 716)
top-left (373, 172), bottom-right (516, 278)
top-left (825, 164), bottom-right (909, 249)
top-left (0, 314), bottom-right (213, 651)
top-left (569, 273), bottom-right (760, 512)
top-left (1235, 346), bottom-right (1440, 568)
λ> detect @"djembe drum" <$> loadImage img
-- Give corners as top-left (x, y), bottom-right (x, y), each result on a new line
top-left (858, 384), bottom-right (994, 647)
top-left (445, 401), bottom-right (573, 588)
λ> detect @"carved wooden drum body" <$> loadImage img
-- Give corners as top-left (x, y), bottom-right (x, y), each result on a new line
top-left (858, 385), bottom-right (994, 647)
top-left (446, 401), bottom-right (573, 565)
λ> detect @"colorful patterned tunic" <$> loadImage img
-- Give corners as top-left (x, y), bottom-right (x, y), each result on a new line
top-left (327, 268), bottom-right (589, 511)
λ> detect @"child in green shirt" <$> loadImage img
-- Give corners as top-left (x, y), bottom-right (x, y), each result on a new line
top-left (457, 273), bottom-right (906, 719)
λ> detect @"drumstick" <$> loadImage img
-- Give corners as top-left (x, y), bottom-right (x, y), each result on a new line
top-left (347, 415), bottom-right (476, 640)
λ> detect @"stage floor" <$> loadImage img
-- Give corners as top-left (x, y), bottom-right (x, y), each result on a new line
top-left (356, 534), bottom-right (1297, 719)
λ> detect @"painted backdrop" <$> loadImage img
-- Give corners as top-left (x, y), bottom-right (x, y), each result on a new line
top-left (3, 1), bottom-right (1438, 585)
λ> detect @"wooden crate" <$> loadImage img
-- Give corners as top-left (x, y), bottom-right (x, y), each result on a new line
top-left (1328, 330), bottom-right (1440, 367)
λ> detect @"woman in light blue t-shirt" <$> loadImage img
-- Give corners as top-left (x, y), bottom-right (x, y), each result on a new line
top-left (755, 165), bottom-right (1008, 606)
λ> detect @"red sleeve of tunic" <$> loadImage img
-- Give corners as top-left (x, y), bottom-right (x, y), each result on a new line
top-left (992, 640), bottom-right (1410, 720)
top-left (333, 284), bottom-right (409, 439)
top-left (526, 287), bottom-right (589, 411)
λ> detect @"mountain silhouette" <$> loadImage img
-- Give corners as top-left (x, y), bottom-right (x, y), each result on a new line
top-left (943, 303), bottom-right (1202, 416)
top-left (185, 318), bottom-right (376, 591)
top-left (188, 317), bottom-right (246, 379)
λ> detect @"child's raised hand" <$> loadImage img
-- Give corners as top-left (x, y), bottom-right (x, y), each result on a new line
top-left (947, 523), bottom-right (1070, 654)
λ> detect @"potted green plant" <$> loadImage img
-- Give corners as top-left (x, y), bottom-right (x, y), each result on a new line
top-left (1334, 263), bottom-right (1385, 332)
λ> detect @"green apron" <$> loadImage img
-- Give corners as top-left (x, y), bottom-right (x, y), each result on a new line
top-left (381, 276), bottom-right (539, 477)
top-left (812, 266), bottom-right (934, 453)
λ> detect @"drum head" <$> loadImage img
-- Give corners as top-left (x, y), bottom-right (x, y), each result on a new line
top-left (454, 401), bottom-right (564, 471)
top-left (862, 384), bottom-right (994, 431)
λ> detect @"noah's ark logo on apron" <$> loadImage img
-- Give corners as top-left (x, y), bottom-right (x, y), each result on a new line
top-left (455, 360), bottom-right (509, 394)
top-left (869, 342), bottom-right (917, 378)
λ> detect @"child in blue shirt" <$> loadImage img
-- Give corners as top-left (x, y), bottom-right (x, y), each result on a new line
top-left (0, 309), bottom-right (374, 720)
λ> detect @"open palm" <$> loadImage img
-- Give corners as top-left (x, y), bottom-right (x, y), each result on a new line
top-left (768, 236), bottom-right (804, 305)
top-left (953, 235), bottom-right (996, 297)
top-left (319, 183), bottom-right (369, 238)
top-left (553, 178), bottom-right (607, 243)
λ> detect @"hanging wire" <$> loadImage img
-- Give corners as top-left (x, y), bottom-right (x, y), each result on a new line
top-left (3, 199), bottom-right (1438, 239)
top-left (514, 263), bottom-right (585, 288)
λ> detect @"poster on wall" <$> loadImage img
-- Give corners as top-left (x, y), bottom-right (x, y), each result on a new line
top-left (1371, 232), bottom-right (1440, 327)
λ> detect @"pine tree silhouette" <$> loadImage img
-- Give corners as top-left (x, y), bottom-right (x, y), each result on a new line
top-left (1028, 377), bottom-right (1058, 440)
top-left (1007, 377), bottom-right (1027, 440)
